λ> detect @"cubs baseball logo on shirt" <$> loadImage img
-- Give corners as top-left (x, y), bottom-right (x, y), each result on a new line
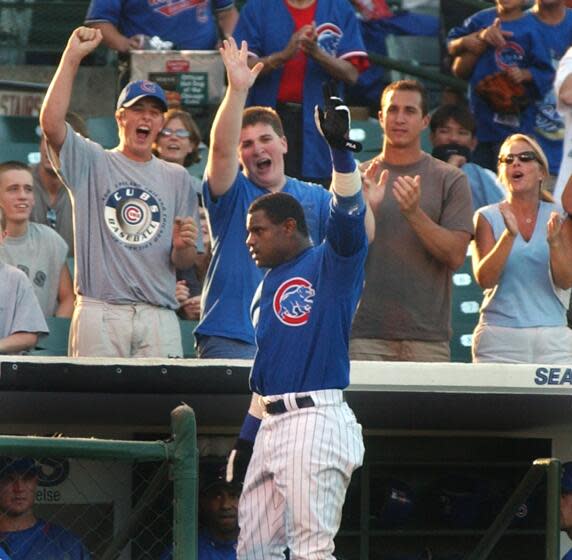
top-left (495, 42), bottom-right (525, 71)
top-left (104, 186), bottom-right (162, 246)
top-left (316, 23), bottom-right (342, 56)
top-left (273, 277), bottom-right (315, 326)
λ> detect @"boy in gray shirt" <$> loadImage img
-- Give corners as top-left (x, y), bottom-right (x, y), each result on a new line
top-left (0, 209), bottom-right (48, 354)
top-left (40, 26), bottom-right (202, 358)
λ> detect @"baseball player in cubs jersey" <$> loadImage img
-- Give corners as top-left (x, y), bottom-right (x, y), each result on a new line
top-left (225, 73), bottom-right (386, 558)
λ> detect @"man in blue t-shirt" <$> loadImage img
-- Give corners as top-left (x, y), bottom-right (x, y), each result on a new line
top-left (85, 0), bottom-right (238, 53)
top-left (0, 458), bottom-right (90, 560)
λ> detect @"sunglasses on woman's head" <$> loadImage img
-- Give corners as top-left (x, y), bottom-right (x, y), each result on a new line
top-left (498, 151), bottom-right (538, 165)
top-left (159, 128), bottom-right (191, 138)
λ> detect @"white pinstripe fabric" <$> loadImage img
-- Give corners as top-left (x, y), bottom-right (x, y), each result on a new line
top-left (237, 391), bottom-right (364, 560)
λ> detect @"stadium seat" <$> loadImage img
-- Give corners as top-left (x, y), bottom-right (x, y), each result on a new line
top-left (31, 316), bottom-right (71, 356)
top-left (179, 319), bottom-right (198, 358)
top-left (87, 116), bottom-right (118, 149)
top-left (187, 142), bottom-right (208, 180)
top-left (350, 119), bottom-right (382, 163)
top-left (0, 116), bottom-right (40, 163)
top-left (450, 249), bottom-right (484, 362)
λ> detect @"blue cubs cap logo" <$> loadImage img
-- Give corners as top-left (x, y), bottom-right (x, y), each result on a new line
top-left (316, 23), bottom-right (342, 56)
top-left (273, 277), bottom-right (315, 326)
top-left (116, 79), bottom-right (168, 112)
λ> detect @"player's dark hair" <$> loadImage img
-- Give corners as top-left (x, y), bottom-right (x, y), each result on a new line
top-left (0, 160), bottom-right (31, 178)
top-left (429, 104), bottom-right (476, 136)
top-left (242, 106), bottom-right (285, 138)
top-left (381, 79), bottom-right (429, 116)
top-left (249, 192), bottom-right (309, 237)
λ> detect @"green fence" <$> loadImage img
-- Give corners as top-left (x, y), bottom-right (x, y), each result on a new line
top-left (0, 404), bottom-right (198, 560)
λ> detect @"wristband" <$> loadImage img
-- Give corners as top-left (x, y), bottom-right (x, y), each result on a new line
top-left (239, 413), bottom-right (261, 443)
top-left (331, 147), bottom-right (356, 174)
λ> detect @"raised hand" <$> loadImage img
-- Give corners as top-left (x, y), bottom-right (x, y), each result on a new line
top-left (499, 201), bottom-right (519, 237)
top-left (547, 211), bottom-right (564, 247)
top-left (479, 18), bottom-right (513, 48)
top-left (393, 175), bottom-right (421, 217)
top-left (362, 159), bottom-right (388, 213)
top-left (314, 82), bottom-right (362, 152)
top-left (220, 37), bottom-right (263, 92)
top-left (66, 27), bottom-right (102, 60)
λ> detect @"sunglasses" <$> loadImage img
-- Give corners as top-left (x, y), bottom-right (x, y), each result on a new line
top-left (159, 128), bottom-right (191, 139)
top-left (498, 151), bottom-right (538, 165)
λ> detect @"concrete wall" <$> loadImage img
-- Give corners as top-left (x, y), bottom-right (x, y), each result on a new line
top-left (0, 64), bottom-right (117, 118)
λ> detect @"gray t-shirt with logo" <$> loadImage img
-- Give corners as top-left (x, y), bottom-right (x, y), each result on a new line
top-left (0, 222), bottom-right (68, 318)
top-left (52, 124), bottom-right (202, 309)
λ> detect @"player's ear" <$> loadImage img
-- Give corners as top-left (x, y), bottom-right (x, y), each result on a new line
top-left (283, 217), bottom-right (298, 235)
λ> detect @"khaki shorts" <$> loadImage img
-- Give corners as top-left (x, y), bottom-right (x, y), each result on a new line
top-left (69, 296), bottom-right (182, 358)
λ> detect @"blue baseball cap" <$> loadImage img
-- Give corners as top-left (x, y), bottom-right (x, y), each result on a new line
top-left (0, 457), bottom-right (39, 479)
top-left (562, 462), bottom-right (572, 493)
top-left (199, 460), bottom-right (240, 494)
top-left (116, 80), bottom-right (168, 112)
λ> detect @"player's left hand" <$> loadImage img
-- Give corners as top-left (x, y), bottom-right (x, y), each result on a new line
top-left (362, 159), bottom-right (388, 213)
top-left (314, 82), bottom-right (362, 152)
top-left (173, 216), bottom-right (198, 250)
top-left (393, 175), bottom-right (421, 217)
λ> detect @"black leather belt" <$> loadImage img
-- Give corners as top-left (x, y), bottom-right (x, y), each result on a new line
top-left (265, 396), bottom-right (315, 415)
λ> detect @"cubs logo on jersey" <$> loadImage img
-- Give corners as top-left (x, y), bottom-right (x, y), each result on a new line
top-left (273, 277), bottom-right (315, 326)
top-left (104, 186), bottom-right (162, 246)
top-left (316, 23), bottom-right (342, 57)
top-left (495, 41), bottom-right (525, 71)
top-left (149, 0), bottom-right (207, 17)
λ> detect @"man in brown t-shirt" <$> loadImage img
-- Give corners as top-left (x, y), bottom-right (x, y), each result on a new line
top-left (351, 79), bottom-right (474, 362)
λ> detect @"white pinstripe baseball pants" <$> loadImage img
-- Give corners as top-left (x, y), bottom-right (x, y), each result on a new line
top-left (237, 389), bottom-right (365, 560)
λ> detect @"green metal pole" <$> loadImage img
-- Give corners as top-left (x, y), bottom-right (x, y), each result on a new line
top-left (367, 52), bottom-right (468, 92)
top-left (466, 462), bottom-right (545, 560)
top-left (0, 436), bottom-right (168, 462)
top-left (170, 404), bottom-right (198, 560)
top-left (542, 458), bottom-right (561, 560)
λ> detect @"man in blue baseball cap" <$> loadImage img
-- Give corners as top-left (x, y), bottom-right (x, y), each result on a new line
top-left (0, 457), bottom-right (89, 560)
top-left (39, 27), bottom-right (203, 358)
top-left (561, 462), bottom-right (572, 559)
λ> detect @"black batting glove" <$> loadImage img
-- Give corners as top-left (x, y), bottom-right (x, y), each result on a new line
top-left (314, 82), bottom-right (362, 153)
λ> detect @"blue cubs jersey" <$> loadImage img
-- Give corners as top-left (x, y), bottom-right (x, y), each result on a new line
top-left (249, 194), bottom-right (367, 396)
top-left (85, 0), bottom-right (234, 50)
top-left (197, 173), bottom-right (332, 347)
top-left (233, 0), bottom-right (368, 179)
top-left (448, 9), bottom-right (553, 143)
top-left (0, 520), bottom-right (90, 560)
top-left (529, 9), bottom-right (572, 175)
top-left (161, 529), bottom-right (237, 560)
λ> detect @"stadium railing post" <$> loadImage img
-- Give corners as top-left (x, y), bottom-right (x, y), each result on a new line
top-left (169, 404), bottom-right (198, 560)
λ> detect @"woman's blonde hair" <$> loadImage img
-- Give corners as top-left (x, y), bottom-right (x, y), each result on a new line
top-left (497, 133), bottom-right (553, 202)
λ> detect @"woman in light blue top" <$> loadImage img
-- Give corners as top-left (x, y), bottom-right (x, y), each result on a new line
top-left (472, 133), bottom-right (572, 363)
